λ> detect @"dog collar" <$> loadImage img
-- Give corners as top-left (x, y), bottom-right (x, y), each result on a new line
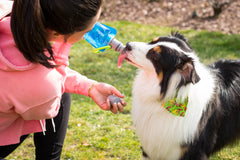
top-left (161, 91), bottom-right (188, 117)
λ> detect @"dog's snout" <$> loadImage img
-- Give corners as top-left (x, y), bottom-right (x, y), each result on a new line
top-left (125, 43), bottom-right (132, 51)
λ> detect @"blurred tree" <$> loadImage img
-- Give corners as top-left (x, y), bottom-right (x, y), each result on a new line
top-left (207, 0), bottom-right (236, 17)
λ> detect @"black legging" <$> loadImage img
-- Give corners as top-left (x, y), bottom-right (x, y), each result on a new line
top-left (0, 93), bottom-right (71, 160)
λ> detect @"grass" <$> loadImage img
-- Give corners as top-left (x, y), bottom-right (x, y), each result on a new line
top-left (7, 21), bottom-right (240, 160)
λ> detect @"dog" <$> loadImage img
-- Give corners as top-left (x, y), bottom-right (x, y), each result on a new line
top-left (118, 32), bottom-right (240, 160)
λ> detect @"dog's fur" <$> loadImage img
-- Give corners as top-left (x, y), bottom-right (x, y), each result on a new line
top-left (124, 32), bottom-right (240, 160)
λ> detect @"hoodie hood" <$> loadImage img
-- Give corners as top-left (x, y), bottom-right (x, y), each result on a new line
top-left (0, 1), bottom-right (36, 71)
top-left (0, 17), bottom-right (36, 71)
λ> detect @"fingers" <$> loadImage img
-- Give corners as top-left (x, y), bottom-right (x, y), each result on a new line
top-left (110, 86), bottom-right (125, 98)
top-left (99, 82), bottom-right (124, 98)
top-left (110, 103), bottom-right (118, 114)
top-left (107, 98), bottom-right (111, 109)
top-left (94, 83), bottom-right (127, 114)
top-left (109, 100), bottom-right (127, 114)
top-left (107, 95), bottom-right (127, 114)
top-left (121, 99), bottom-right (127, 107)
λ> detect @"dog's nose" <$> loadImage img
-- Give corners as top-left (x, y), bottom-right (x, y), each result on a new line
top-left (125, 42), bottom-right (132, 51)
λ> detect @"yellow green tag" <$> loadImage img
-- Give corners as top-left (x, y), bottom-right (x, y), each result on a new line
top-left (161, 97), bottom-right (188, 117)
top-left (93, 46), bottom-right (111, 53)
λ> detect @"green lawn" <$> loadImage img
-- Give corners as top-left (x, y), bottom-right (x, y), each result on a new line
top-left (7, 21), bottom-right (240, 160)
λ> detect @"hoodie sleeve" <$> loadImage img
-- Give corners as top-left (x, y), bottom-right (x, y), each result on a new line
top-left (52, 42), bottom-right (96, 96)
top-left (64, 67), bottom-right (97, 96)
top-left (52, 42), bottom-right (72, 66)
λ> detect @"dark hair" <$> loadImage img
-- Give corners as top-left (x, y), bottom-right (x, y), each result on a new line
top-left (11, 0), bottom-right (102, 68)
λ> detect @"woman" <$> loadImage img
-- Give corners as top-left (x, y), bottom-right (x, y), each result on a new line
top-left (0, 0), bottom-right (126, 159)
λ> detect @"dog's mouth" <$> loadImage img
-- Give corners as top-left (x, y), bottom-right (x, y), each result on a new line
top-left (118, 52), bottom-right (142, 68)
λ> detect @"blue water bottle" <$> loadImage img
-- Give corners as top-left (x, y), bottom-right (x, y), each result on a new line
top-left (84, 22), bottom-right (125, 54)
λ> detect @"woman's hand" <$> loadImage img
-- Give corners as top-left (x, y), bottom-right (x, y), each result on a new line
top-left (88, 82), bottom-right (127, 114)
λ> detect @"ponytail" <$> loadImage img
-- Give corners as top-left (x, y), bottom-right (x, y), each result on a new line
top-left (11, 0), bottom-right (55, 68)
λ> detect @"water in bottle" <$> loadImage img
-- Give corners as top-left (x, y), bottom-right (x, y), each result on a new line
top-left (84, 22), bottom-right (125, 54)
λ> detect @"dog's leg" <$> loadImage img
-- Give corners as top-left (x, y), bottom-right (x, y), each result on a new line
top-left (142, 147), bottom-right (151, 160)
top-left (143, 157), bottom-right (151, 160)
top-left (181, 151), bottom-right (209, 160)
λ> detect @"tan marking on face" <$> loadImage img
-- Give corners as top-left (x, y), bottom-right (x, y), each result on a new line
top-left (153, 46), bottom-right (162, 53)
top-left (152, 37), bottom-right (159, 42)
top-left (158, 72), bottom-right (163, 82)
top-left (158, 72), bottom-right (164, 101)
top-left (181, 146), bottom-right (188, 157)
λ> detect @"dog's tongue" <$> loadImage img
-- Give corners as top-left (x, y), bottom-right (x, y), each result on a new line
top-left (117, 53), bottom-right (127, 68)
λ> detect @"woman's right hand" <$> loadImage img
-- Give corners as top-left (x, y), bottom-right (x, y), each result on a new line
top-left (88, 82), bottom-right (127, 114)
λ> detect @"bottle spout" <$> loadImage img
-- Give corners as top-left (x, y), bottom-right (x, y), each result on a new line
top-left (109, 38), bottom-right (125, 54)
top-left (109, 38), bottom-right (127, 68)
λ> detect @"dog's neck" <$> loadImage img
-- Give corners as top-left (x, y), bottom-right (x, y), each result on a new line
top-left (161, 89), bottom-right (189, 117)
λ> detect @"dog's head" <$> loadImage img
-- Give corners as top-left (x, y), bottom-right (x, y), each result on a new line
top-left (120, 32), bottom-right (200, 99)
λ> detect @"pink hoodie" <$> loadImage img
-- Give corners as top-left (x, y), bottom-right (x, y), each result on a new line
top-left (0, 1), bottom-right (95, 145)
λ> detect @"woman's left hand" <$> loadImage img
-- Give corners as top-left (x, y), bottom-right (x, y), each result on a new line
top-left (88, 82), bottom-right (127, 114)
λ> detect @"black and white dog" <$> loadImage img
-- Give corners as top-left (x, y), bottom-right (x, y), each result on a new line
top-left (119, 32), bottom-right (240, 160)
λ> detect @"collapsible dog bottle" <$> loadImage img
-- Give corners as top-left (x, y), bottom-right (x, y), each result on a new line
top-left (84, 22), bottom-right (124, 105)
top-left (84, 22), bottom-right (125, 54)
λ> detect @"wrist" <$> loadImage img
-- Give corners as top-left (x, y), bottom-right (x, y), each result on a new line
top-left (88, 83), bottom-right (95, 97)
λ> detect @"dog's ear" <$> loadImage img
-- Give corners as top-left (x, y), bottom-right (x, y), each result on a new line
top-left (178, 62), bottom-right (200, 84)
top-left (171, 31), bottom-right (188, 43)
top-left (171, 31), bottom-right (192, 50)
